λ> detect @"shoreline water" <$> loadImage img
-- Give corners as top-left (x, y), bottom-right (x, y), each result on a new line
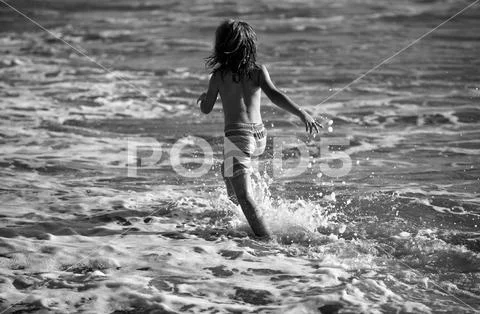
top-left (1, 0), bottom-right (479, 312)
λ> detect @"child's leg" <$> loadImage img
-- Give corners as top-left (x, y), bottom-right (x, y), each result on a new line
top-left (221, 161), bottom-right (238, 205)
top-left (228, 172), bottom-right (270, 238)
top-left (224, 176), bottom-right (238, 205)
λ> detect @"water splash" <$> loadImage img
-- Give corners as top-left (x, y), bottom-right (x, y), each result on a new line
top-left (209, 170), bottom-right (341, 245)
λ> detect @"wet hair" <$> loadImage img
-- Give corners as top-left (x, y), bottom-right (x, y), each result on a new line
top-left (205, 19), bottom-right (260, 82)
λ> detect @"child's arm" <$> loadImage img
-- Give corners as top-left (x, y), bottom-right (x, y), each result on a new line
top-left (197, 72), bottom-right (219, 114)
top-left (259, 65), bottom-right (322, 134)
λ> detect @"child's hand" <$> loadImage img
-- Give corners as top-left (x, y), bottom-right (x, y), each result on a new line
top-left (300, 110), bottom-right (323, 134)
top-left (197, 92), bottom-right (207, 106)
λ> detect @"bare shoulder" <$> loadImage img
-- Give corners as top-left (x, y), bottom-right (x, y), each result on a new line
top-left (257, 64), bottom-right (268, 77)
top-left (257, 64), bottom-right (275, 89)
top-left (251, 64), bottom-right (266, 86)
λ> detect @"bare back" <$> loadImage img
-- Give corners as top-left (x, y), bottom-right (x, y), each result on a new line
top-left (199, 64), bottom-right (318, 134)
top-left (215, 70), bottom-right (262, 126)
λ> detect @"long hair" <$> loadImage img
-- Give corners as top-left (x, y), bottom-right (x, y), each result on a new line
top-left (205, 19), bottom-right (259, 82)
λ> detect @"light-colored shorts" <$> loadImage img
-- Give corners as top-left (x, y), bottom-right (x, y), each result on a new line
top-left (222, 122), bottom-right (267, 178)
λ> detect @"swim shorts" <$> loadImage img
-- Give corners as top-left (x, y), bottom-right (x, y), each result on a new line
top-left (222, 122), bottom-right (267, 178)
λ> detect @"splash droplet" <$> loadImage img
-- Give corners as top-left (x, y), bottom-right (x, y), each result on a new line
top-left (330, 192), bottom-right (336, 201)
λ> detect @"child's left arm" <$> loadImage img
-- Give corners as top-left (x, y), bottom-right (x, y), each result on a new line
top-left (197, 72), bottom-right (219, 114)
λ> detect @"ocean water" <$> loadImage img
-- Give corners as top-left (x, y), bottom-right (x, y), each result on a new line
top-left (0, 0), bottom-right (479, 313)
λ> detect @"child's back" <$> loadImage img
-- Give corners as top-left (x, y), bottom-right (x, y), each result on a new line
top-left (213, 69), bottom-right (262, 126)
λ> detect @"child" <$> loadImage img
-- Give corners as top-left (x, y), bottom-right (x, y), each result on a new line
top-left (197, 19), bottom-right (322, 239)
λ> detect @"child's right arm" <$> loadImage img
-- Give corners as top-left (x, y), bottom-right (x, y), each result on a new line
top-left (259, 65), bottom-right (322, 134)
top-left (197, 72), bottom-right (219, 114)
